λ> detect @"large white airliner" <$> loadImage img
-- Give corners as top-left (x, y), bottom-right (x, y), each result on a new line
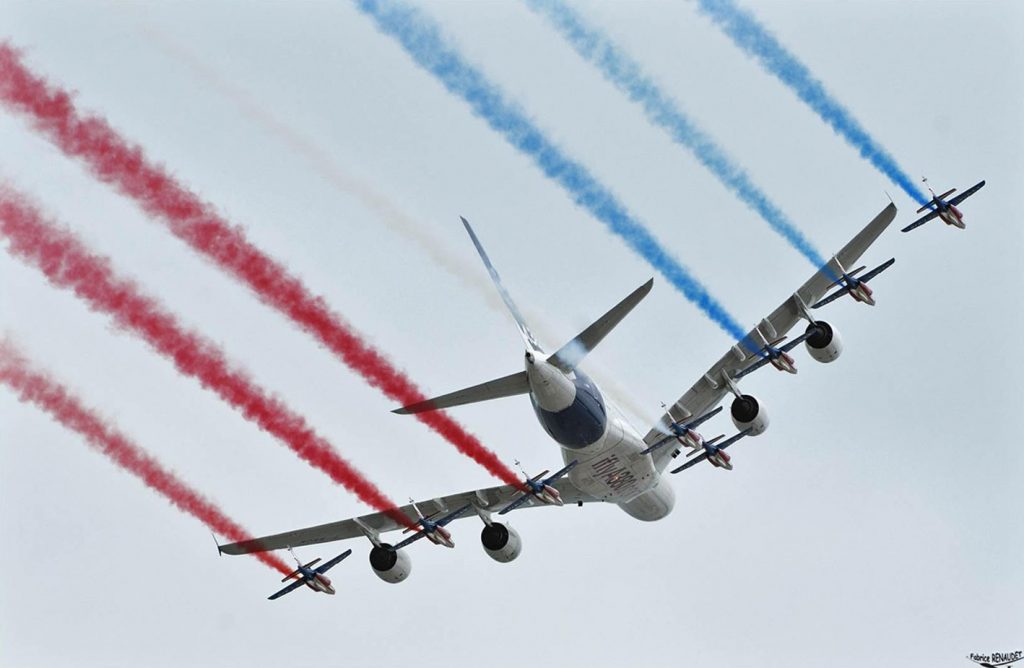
top-left (220, 202), bottom-right (898, 585)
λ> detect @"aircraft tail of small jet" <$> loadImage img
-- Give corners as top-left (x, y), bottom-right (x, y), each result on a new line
top-left (394, 218), bottom-right (652, 416)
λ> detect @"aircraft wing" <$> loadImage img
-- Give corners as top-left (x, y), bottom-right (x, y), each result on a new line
top-left (901, 208), bottom-right (940, 233)
top-left (947, 180), bottom-right (986, 206)
top-left (219, 479), bottom-right (600, 556)
top-left (643, 202), bottom-right (897, 470)
top-left (315, 549), bottom-right (353, 574)
top-left (267, 577), bottom-right (308, 601)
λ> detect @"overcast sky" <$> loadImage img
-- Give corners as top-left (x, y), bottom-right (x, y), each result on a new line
top-left (1, 1), bottom-right (1021, 666)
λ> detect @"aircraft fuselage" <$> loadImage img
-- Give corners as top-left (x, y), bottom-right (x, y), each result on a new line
top-left (707, 450), bottom-right (733, 470)
top-left (424, 526), bottom-right (455, 548)
top-left (302, 572), bottom-right (335, 595)
top-left (769, 350), bottom-right (797, 374)
top-left (524, 352), bottom-right (674, 521)
top-left (939, 203), bottom-right (965, 228)
top-left (849, 281), bottom-right (875, 305)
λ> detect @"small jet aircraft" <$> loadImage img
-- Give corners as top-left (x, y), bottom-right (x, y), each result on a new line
top-left (902, 178), bottom-right (986, 233)
top-left (391, 501), bottom-right (472, 550)
top-left (267, 547), bottom-right (352, 601)
top-left (218, 201), bottom-right (903, 586)
top-left (811, 258), bottom-right (895, 309)
top-left (670, 428), bottom-right (754, 473)
top-left (640, 406), bottom-right (723, 456)
top-left (734, 330), bottom-right (815, 379)
top-left (499, 460), bottom-right (579, 515)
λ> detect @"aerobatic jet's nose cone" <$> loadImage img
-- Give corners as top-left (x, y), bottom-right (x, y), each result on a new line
top-left (525, 351), bottom-right (535, 364)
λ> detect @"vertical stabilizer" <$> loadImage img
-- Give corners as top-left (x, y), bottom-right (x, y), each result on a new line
top-left (461, 217), bottom-right (543, 351)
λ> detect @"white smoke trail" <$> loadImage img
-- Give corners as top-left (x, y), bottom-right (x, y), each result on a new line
top-left (144, 28), bottom-right (657, 427)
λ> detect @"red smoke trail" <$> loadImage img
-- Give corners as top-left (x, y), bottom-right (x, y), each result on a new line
top-left (0, 187), bottom-right (416, 531)
top-left (0, 341), bottom-right (293, 575)
top-left (0, 44), bottom-right (520, 488)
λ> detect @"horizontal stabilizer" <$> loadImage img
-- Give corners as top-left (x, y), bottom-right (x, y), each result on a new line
top-left (547, 278), bottom-right (654, 372)
top-left (394, 371), bottom-right (529, 415)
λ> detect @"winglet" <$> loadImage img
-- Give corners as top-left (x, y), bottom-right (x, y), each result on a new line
top-left (211, 532), bottom-right (223, 556)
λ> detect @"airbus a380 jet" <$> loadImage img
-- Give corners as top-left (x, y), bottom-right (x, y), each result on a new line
top-left (220, 202), bottom-right (899, 586)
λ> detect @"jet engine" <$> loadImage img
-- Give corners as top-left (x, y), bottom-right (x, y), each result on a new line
top-left (369, 543), bottom-right (412, 583)
top-left (730, 394), bottom-right (769, 435)
top-left (480, 522), bottom-right (522, 563)
top-left (804, 320), bottom-right (843, 363)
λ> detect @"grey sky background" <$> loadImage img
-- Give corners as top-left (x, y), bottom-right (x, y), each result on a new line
top-left (1, 1), bottom-right (1020, 666)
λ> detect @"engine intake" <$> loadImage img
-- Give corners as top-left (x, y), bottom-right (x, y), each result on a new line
top-left (730, 394), bottom-right (768, 436)
top-left (805, 320), bottom-right (843, 363)
top-left (481, 522), bottom-right (522, 563)
top-left (369, 543), bottom-right (412, 583)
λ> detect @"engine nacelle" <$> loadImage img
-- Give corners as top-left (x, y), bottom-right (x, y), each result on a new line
top-left (480, 522), bottom-right (522, 563)
top-left (369, 543), bottom-right (412, 583)
top-left (804, 320), bottom-right (843, 363)
top-left (730, 394), bottom-right (769, 436)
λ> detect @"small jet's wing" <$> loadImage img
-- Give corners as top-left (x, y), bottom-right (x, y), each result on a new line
top-left (947, 180), bottom-right (986, 206)
top-left (810, 286), bottom-right (851, 310)
top-left (435, 504), bottom-right (473, 527)
top-left (315, 549), bottom-right (353, 574)
top-left (643, 202), bottom-right (897, 472)
top-left (219, 479), bottom-right (599, 556)
top-left (733, 354), bottom-right (771, 380)
top-left (901, 208), bottom-right (940, 233)
top-left (670, 452), bottom-right (708, 474)
top-left (779, 330), bottom-right (813, 353)
top-left (391, 528), bottom-right (431, 551)
top-left (268, 577), bottom-right (308, 601)
top-left (858, 257), bottom-right (896, 283)
top-left (498, 490), bottom-right (540, 516)
top-left (542, 460), bottom-right (579, 486)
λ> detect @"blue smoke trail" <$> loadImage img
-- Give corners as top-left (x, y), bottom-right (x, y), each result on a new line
top-left (356, 0), bottom-right (748, 341)
top-left (697, 0), bottom-right (928, 205)
top-left (527, 0), bottom-right (825, 269)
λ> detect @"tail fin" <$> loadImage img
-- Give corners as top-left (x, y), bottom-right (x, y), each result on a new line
top-left (461, 217), bottom-right (542, 351)
top-left (393, 218), bottom-right (652, 416)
